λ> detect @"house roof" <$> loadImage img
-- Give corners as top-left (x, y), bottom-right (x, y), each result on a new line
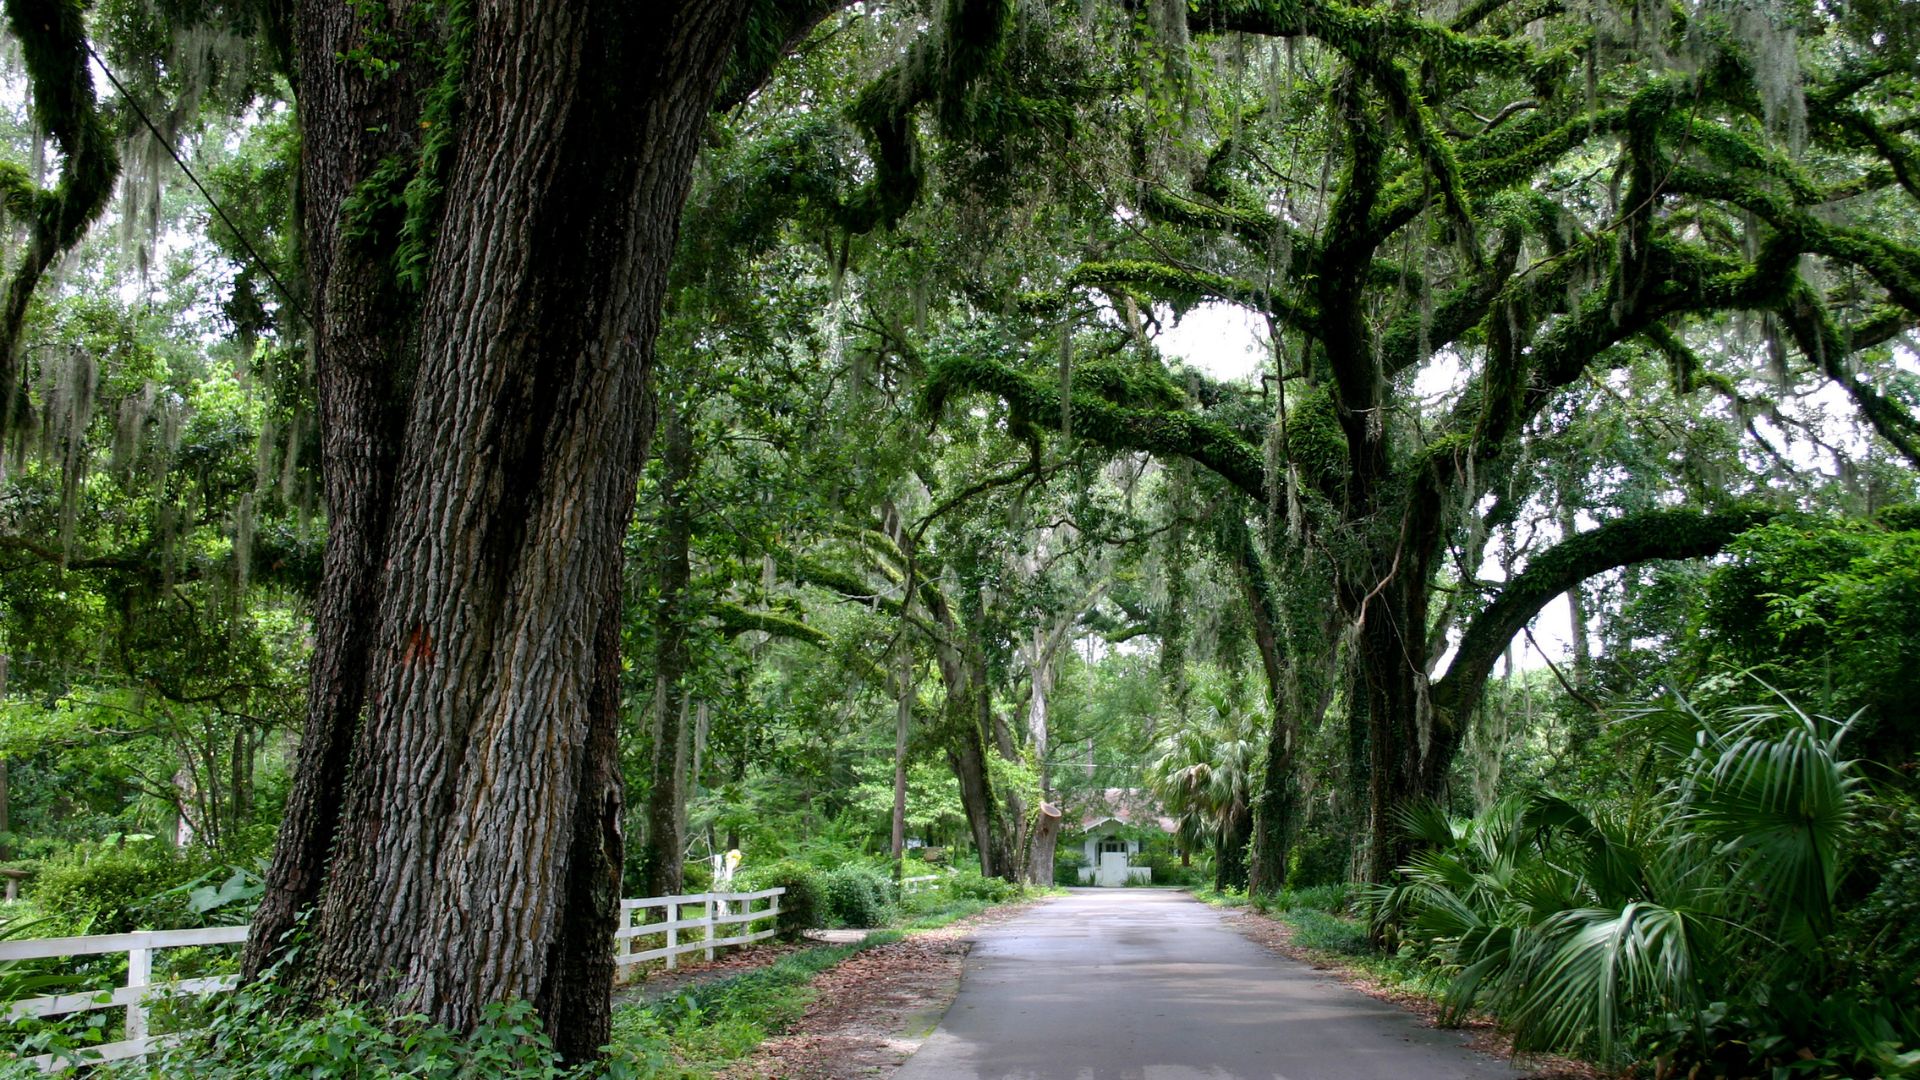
top-left (1078, 787), bottom-right (1176, 833)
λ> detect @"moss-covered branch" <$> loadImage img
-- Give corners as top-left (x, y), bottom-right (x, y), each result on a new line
top-left (777, 551), bottom-right (906, 616)
top-left (714, 601), bottom-right (890, 684)
top-left (923, 354), bottom-right (1271, 503)
top-left (0, 0), bottom-right (120, 439)
top-left (844, 0), bottom-right (1014, 228)
top-left (1069, 259), bottom-right (1318, 331)
top-left (1431, 506), bottom-right (1778, 722)
top-left (714, 1), bottom-right (851, 110)
top-left (1189, 0), bottom-right (1559, 76)
top-left (715, 601), bottom-right (830, 647)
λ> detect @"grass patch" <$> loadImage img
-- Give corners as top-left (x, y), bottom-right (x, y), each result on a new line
top-left (896, 883), bottom-right (1059, 932)
top-left (614, 884), bottom-right (1048, 1076)
top-left (613, 931), bottom-right (904, 1076)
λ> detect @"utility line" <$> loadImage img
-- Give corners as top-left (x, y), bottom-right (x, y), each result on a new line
top-left (84, 42), bottom-right (306, 325)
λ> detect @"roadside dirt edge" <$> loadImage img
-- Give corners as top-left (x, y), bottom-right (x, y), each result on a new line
top-left (723, 900), bottom-right (1045, 1079)
top-left (1221, 908), bottom-right (1608, 1080)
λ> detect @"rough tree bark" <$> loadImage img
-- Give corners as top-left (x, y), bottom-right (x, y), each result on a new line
top-left (1025, 801), bottom-right (1062, 886)
top-left (242, 0), bottom-right (755, 1060)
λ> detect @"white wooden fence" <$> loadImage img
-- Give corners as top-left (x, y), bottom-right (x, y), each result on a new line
top-left (1, 924), bottom-right (248, 1071)
top-left (900, 874), bottom-right (940, 894)
top-left (614, 887), bottom-right (784, 972)
top-left (4, 886), bottom-right (785, 1071)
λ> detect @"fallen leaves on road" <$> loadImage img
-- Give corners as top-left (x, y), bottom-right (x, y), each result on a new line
top-left (724, 902), bottom-right (1040, 1079)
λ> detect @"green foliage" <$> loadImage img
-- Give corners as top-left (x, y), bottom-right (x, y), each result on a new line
top-left (1052, 847), bottom-right (1086, 886)
top-left (937, 866), bottom-right (1021, 903)
top-left (1698, 519), bottom-right (1920, 764)
top-left (733, 860), bottom-right (820, 941)
top-left (1380, 692), bottom-right (1914, 1075)
top-left (1284, 832), bottom-right (1351, 889)
top-left (117, 993), bottom-right (644, 1079)
top-left (1134, 846), bottom-right (1204, 887)
top-left (1148, 679), bottom-right (1264, 890)
top-left (815, 864), bottom-right (895, 929)
top-left (1284, 909), bottom-right (1370, 955)
top-left (1262, 883), bottom-right (1352, 914)
top-left (27, 840), bottom-right (208, 935)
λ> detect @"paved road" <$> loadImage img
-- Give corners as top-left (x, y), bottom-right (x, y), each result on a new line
top-left (894, 889), bottom-right (1520, 1080)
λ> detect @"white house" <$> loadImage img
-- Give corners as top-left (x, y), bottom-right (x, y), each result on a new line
top-left (1074, 788), bottom-right (1176, 886)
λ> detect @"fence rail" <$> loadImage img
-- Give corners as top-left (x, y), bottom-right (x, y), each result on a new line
top-left (4, 886), bottom-right (785, 1072)
top-left (1, 924), bottom-right (248, 1071)
top-left (614, 887), bottom-right (784, 970)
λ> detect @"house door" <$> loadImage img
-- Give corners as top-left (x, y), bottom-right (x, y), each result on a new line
top-left (1097, 840), bottom-right (1130, 887)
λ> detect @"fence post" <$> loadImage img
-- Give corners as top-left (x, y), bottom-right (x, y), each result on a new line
top-left (703, 896), bottom-right (715, 961)
top-left (124, 946), bottom-right (152, 1055)
top-left (617, 903), bottom-right (633, 970)
top-left (664, 902), bottom-right (678, 972)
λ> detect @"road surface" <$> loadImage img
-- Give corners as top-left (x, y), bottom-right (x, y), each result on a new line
top-left (893, 889), bottom-right (1520, 1080)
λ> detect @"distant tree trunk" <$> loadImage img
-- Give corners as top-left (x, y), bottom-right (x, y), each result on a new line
top-left (1026, 626), bottom-right (1053, 796)
top-left (1352, 565), bottom-right (1458, 886)
top-left (1213, 804), bottom-right (1250, 891)
top-left (1559, 502), bottom-right (1591, 681)
top-left (642, 406), bottom-right (696, 899)
top-left (946, 683), bottom-right (1015, 880)
top-left (243, 1), bottom-right (752, 1059)
top-left (990, 700), bottom-right (1030, 874)
top-left (891, 652), bottom-right (912, 869)
top-left (1024, 802), bottom-right (1062, 885)
top-left (1236, 521), bottom-right (1295, 895)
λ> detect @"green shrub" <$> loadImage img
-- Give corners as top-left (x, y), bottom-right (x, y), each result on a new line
top-left (1380, 695), bottom-right (1916, 1073)
top-left (119, 992), bottom-right (644, 1079)
top-left (735, 860), bottom-right (820, 940)
top-left (1138, 848), bottom-right (1204, 886)
top-left (1267, 883), bottom-right (1351, 914)
top-left (1052, 848), bottom-right (1086, 886)
top-left (817, 865), bottom-right (894, 928)
top-left (1285, 909), bottom-right (1369, 954)
top-left (680, 858), bottom-right (714, 893)
top-left (28, 841), bottom-right (204, 935)
top-left (942, 868), bottom-right (1019, 903)
top-left (1285, 831), bottom-right (1351, 888)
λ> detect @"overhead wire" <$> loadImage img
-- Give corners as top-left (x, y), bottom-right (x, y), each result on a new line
top-left (83, 41), bottom-right (306, 325)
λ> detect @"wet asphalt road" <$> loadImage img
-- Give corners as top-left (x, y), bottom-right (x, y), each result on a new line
top-left (892, 889), bottom-right (1520, 1080)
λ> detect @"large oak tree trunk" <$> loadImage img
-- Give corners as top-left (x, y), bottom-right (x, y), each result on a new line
top-left (244, 0), bottom-right (752, 1056)
top-left (1353, 565), bottom-right (1458, 886)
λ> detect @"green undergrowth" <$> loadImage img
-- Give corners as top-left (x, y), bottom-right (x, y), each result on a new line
top-left (1191, 885), bottom-right (1449, 999)
top-left (625, 880), bottom-right (1042, 1075)
top-left (613, 931), bottom-right (904, 1077)
top-left (7, 887), bottom-right (1040, 1079)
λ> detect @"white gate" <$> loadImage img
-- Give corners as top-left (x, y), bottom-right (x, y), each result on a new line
top-left (1096, 850), bottom-right (1131, 887)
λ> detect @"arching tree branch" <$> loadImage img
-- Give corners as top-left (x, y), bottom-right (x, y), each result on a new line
top-left (1430, 506), bottom-right (1778, 723)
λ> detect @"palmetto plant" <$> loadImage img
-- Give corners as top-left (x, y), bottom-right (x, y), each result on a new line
top-left (0, 912), bottom-right (66, 1018)
top-left (1149, 686), bottom-right (1263, 889)
top-left (1377, 691), bottom-right (1911, 1074)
